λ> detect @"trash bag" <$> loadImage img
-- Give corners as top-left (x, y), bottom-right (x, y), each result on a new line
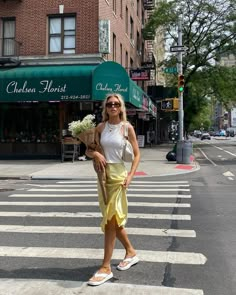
top-left (166, 151), bottom-right (176, 161)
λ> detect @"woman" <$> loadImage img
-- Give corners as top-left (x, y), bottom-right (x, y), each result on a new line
top-left (87, 93), bottom-right (140, 286)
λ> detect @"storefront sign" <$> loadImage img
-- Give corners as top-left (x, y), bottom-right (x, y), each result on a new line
top-left (99, 20), bottom-right (111, 54)
top-left (0, 65), bottom-right (95, 102)
top-left (142, 95), bottom-right (149, 111)
top-left (95, 83), bottom-right (128, 93)
top-left (130, 68), bottom-right (150, 81)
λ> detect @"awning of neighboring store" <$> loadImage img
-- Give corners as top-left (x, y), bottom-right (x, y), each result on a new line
top-left (92, 61), bottom-right (156, 117)
top-left (0, 64), bottom-right (96, 102)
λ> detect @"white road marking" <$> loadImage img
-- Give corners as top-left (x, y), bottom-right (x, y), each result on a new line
top-left (28, 188), bottom-right (190, 192)
top-left (0, 211), bottom-right (191, 220)
top-left (198, 148), bottom-right (217, 166)
top-left (57, 180), bottom-right (189, 184)
top-left (0, 225), bottom-right (196, 237)
top-left (0, 247), bottom-right (207, 265)
top-left (27, 184), bottom-right (190, 187)
top-left (223, 171), bottom-right (235, 177)
top-left (0, 279), bottom-right (204, 295)
top-left (228, 177), bottom-right (234, 180)
top-left (9, 193), bottom-right (192, 199)
top-left (0, 201), bottom-right (191, 208)
top-left (214, 145), bottom-right (236, 157)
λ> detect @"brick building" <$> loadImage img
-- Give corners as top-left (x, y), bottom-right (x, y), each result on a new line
top-left (0, 0), bottom-right (156, 158)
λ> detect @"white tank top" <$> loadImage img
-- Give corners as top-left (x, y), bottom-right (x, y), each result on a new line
top-left (100, 122), bottom-right (125, 163)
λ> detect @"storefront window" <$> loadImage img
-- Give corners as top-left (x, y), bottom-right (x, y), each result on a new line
top-left (0, 102), bottom-right (59, 143)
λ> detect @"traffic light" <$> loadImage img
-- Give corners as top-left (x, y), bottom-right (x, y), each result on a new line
top-left (161, 98), bottom-right (179, 111)
top-left (178, 74), bottom-right (184, 92)
top-left (173, 98), bottom-right (179, 110)
top-left (161, 98), bottom-right (173, 111)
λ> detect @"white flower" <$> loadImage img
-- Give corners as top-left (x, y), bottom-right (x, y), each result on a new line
top-left (68, 114), bottom-right (96, 138)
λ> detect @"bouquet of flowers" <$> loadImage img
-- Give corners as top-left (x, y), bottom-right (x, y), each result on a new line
top-left (68, 115), bottom-right (108, 204)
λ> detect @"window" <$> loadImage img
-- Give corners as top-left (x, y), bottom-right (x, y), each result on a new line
top-left (49, 16), bottom-right (75, 54)
top-left (125, 51), bottom-right (128, 70)
top-left (113, 33), bottom-right (116, 61)
top-left (120, 43), bottom-right (123, 65)
top-left (113, 0), bottom-right (117, 14)
top-left (130, 17), bottom-right (134, 42)
top-left (2, 18), bottom-right (16, 56)
top-left (125, 7), bottom-right (128, 34)
top-left (130, 58), bottom-right (133, 69)
top-left (137, 0), bottom-right (140, 17)
top-left (137, 31), bottom-right (140, 54)
top-left (120, 0), bottom-right (123, 18)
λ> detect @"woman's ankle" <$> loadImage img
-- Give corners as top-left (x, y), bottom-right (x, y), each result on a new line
top-left (100, 265), bottom-right (111, 272)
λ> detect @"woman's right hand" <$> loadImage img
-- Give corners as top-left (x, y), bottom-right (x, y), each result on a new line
top-left (93, 151), bottom-right (106, 172)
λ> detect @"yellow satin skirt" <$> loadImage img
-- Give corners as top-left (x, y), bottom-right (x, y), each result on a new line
top-left (98, 163), bottom-right (128, 232)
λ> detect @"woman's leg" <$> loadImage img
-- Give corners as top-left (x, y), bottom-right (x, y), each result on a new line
top-left (88, 215), bottom-right (116, 283)
top-left (116, 224), bottom-right (136, 258)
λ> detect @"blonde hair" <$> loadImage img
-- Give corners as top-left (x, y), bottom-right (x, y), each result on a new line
top-left (102, 93), bottom-right (127, 122)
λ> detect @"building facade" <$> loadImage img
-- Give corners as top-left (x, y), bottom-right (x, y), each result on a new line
top-left (0, 0), bottom-right (156, 158)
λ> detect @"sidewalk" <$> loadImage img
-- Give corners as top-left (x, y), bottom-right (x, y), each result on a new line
top-left (0, 144), bottom-right (199, 180)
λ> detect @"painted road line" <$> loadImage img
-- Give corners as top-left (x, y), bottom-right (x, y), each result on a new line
top-left (9, 193), bottom-right (192, 198)
top-left (198, 147), bottom-right (217, 166)
top-left (0, 225), bottom-right (196, 237)
top-left (57, 180), bottom-right (189, 184)
top-left (0, 211), bottom-right (191, 220)
top-left (213, 145), bottom-right (236, 157)
top-left (27, 184), bottom-right (189, 187)
top-left (0, 279), bottom-right (204, 295)
top-left (0, 201), bottom-right (190, 208)
top-left (0, 247), bottom-right (207, 265)
top-left (28, 188), bottom-right (190, 192)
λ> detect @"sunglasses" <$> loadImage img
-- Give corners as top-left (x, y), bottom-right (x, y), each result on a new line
top-left (106, 102), bottom-right (121, 108)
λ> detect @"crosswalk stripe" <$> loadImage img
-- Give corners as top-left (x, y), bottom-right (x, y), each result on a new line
top-left (28, 188), bottom-right (190, 192)
top-left (57, 180), bottom-right (189, 184)
top-left (0, 225), bottom-right (196, 237)
top-left (0, 247), bottom-right (207, 265)
top-left (9, 193), bottom-right (192, 198)
top-left (27, 184), bottom-right (190, 187)
top-left (0, 279), bottom-right (204, 295)
top-left (0, 211), bottom-right (191, 220)
top-left (0, 201), bottom-right (191, 208)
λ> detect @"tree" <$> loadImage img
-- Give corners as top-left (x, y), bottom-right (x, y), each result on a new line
top-left (143, 0), bottom-right (236, 128)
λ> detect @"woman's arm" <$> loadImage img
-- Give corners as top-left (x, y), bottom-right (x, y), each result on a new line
top-left (123, 124), bottom-right (140, 188)
top-left (85, 123), bottom-right (107, 170)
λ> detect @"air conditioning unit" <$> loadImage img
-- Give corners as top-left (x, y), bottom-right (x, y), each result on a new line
top-left (130, 39), bottom-right (135, 46)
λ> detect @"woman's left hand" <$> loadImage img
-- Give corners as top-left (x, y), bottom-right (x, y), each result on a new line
top-left (123, 174), bottom-right (132, 188)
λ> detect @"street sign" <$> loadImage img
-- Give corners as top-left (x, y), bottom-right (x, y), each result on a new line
top-left (163, 67), bottom-right (177, 74)
top-left (170, 46), bottom-right (188, 53)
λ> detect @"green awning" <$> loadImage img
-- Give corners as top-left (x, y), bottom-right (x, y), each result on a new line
top-left (92, 61), bottom-right (130, 101)
top-left (0, 65), bottom-right (96, 102)
top-left (0, 62), bottom-right (156, 117)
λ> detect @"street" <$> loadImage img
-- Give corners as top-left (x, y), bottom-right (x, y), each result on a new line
top-left (0, 139), bottom-right (235, 294)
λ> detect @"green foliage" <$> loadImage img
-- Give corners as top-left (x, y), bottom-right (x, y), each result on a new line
top-left (144, 0), bottom-right (236, 128)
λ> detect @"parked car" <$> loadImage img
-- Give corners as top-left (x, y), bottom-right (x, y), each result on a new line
top-left (201, 132), bottom-right (211, 140)
top-left (219, 129), bottom-right (226, 136)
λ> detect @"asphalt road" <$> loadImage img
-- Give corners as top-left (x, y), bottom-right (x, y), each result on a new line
top-left (0, 138), bottom-right (235, 294)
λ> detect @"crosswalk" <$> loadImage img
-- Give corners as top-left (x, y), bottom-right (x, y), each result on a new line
top-left (0, 179), bottom-right (206, 294)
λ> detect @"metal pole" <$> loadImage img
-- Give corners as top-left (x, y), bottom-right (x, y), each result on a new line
top-left (178, 20), bottom-right (184, 140)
